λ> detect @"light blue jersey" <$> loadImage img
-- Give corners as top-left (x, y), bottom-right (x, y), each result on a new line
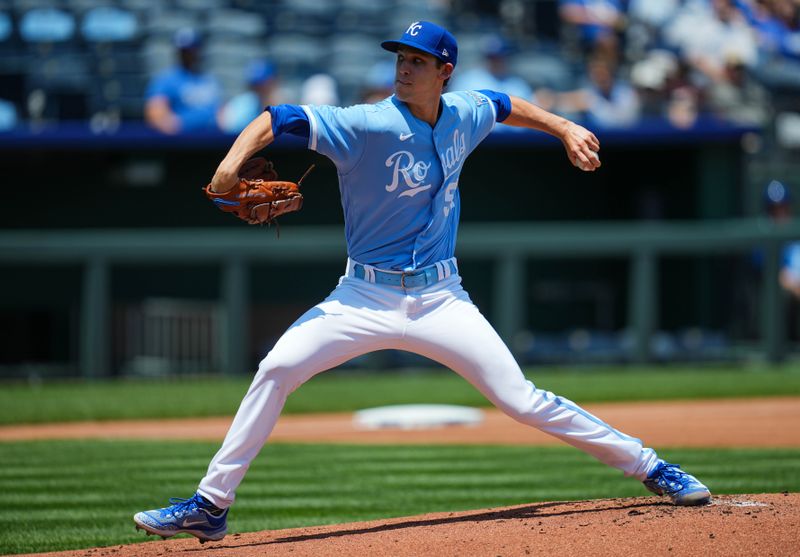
top-left (302, 92), bottom-right (496, 271)
top-left (182, 21), bottom-right (678, 524)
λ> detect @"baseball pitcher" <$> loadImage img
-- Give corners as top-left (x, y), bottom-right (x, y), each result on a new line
top-left (134, 21), bottom-right (711, 543)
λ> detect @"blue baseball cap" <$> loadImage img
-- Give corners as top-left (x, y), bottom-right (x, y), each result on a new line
top-left (173, 28), bottom-right (201, 50)
top-left (381, 21), bottom-right (458, 67)
top-left (484, 34), bottom-right (514, 58)
top-left (246, 60), bottom-right (276, 85)
top-left (765, 179), bottom-right (792, 207)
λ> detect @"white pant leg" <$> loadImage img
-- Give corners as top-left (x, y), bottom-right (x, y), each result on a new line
top-left (198, 278), bottom-right (404, 507)
top-left (402, 277), bottom-right (658, 480)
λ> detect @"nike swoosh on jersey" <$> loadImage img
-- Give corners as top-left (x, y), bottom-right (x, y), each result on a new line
top-left (399, 132), bottom-right (414, 141)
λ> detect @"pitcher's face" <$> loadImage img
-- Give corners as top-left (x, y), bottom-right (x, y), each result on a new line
top-left (393, 46), bottom-right (452, 103)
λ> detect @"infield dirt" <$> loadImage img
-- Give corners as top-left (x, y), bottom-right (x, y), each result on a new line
top-left (2, 396), bottom-right (799, 447)
top-left (15, 493), bottom-right (800, 557)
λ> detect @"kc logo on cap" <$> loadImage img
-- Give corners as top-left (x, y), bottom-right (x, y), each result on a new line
top-left (381, 20), bottom-right (459, 67)
top-left (406, 21), bottom-right (422, 36)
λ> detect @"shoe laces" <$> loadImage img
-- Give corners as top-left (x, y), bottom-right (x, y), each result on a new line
top-left (655, 463), bottom-right (692, 488)
top-left (166, 494), bottom-right (201, 518)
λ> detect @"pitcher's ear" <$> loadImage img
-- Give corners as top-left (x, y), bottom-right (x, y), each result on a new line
top-left (440, 62), bottom-right (454, 80)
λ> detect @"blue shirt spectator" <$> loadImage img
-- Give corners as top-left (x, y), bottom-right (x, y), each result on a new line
top-left (144, 29), bottom-right (222, 134)
top-left (559, 0), bottom-right (625, 47)
top-left (0, 99), bottom-right (17, 131)
top-left (219, 60), bottom-right (279, 134)
top-left (557, 55), bottom-right (640, 128)
top-left (741, 0), bottom-right (800, 92)
top-left (360, 61), bottom-right (395, 104)
top-left (663, 0), bottom-right (757, 84)
top-left (782, 242), bottom-right (800, 285)
top-left (753, 180), bottom-right (800, 298)
top-left (450, 35), bottom-right (534, 100)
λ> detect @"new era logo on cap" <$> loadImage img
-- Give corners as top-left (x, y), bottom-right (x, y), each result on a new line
top-left (381, 21), bottom-right (458, 67)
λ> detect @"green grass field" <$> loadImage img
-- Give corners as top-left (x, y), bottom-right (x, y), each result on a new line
top-left (1, 365), bottom-right (798, 554)
top-left (2, 364), bottom-right (800, 425)
top-left (1, 440), bottom-right (799, 555)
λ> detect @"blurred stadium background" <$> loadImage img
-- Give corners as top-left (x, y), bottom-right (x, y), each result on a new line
top-left (2, 0), bottom-right (800, 380)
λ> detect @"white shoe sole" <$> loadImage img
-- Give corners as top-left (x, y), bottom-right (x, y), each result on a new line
top-left (673, 489), bottom-right (712, 506)
top-left (134, 515), bottom-right (226, 543)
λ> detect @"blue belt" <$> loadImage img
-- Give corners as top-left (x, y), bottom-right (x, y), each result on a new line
top-left (352, 260), bottom-right (458, 288)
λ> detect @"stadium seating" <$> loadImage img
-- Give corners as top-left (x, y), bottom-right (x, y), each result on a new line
top-left (19, 7), bottom-right (75, 43)
top-left (81, 6), bottom-right (139, 42)
top-left (0, 0), bottom-right (793, 126)
top-left (0, 0), bottom-right (577, 121)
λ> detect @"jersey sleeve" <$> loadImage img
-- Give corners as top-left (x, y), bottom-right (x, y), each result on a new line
top-left (476, 89), bottom-right (512, 122)
top-left (453, 90), bottom-right (499, 149)
top-left (265, 104), bottom-right (310, 138)
top-left (301, 104), bottom-right (367, 173)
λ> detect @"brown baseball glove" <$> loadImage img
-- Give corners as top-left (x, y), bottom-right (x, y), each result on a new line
top-left (203, 157), bottom-right (314, 226)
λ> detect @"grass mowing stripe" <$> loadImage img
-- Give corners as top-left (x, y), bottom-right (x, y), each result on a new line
top-left (2, 365), bottom-right (800, 424)
top-left (1, 440), bottom-right (799, 554)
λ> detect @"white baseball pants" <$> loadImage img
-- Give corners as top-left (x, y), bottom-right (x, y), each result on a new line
top-left (198, 259), bottom-right (659, 508)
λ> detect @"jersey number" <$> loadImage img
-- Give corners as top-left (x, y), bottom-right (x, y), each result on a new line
top-left (443, 181), bottom-right (458, 217)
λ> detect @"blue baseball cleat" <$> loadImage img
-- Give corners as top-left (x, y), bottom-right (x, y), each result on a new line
top-left (643, 460), bottom-right (711, 506)
top-left (133, 493), bottom-right (228, 543)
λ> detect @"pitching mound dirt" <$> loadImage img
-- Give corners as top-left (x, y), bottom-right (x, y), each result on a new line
top-left (16, 493), bottom-right (798, 557)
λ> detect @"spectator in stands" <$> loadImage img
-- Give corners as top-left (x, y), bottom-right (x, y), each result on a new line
top-left (663, 0), bottom-right (758, 86)
top-left (144, 29), bottom-right (222, 134)
top-left (219, 60), bottom-right (279, 134)
top-left (360, 60), bottom-right (395, 104)
top-left (450, 35), bottom-right (535, 100)
top-left (766, 0), bottom-right (800, 61)
top-left (559, 0), bottom-right (626, 58)
top-left (746, 179), bottom-right (800, 341)
top-left (0, 99), bottom-right (17, 131)
top-left (450, 34), bottom-right (553, 129)
top-left (630, 49), bottom-right (677, 119)
top-left (663, 57), bottom-right (704, 129)
top-left (555, 54), bottom-right (640, 128)
top-left (300, 73), bottom-right (339, 106)
top-left (707, 54), bottom-right (770, 126)
top-left (745, 0), bottom-right (800, 92)
top-left (762, 180), bottom-right (800, 299)
top-left (631, 47), bottom-right (709, 130)
top-left (625, 0), bottom-right (680, 59)
top-left (626, 0), bottom-right (680, 31)
top-left (740, 0), bottom-right (800, 60)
